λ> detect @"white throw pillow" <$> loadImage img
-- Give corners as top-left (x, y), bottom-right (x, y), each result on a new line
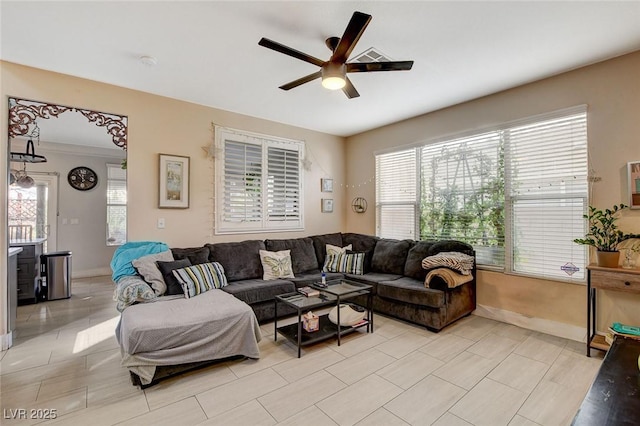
top-left (326, 243), bottom-right (353, 256)
top-left (259, 249), bottom-right (295, 280)
top-left (131, 250), bottom-right (174, 295)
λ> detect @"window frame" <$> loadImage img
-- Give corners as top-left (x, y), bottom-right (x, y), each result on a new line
top-left (106, 163), bottom-right (127, 246)
top-left (375, 105), bottom-right (588, 283)
top-left (215, 126), bottom-right (305, 234)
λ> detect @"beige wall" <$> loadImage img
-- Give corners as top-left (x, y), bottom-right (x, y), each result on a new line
top-left (344, 51), bottom-right (640, 334)
top-left (1, 61), bottom-right (346, 340)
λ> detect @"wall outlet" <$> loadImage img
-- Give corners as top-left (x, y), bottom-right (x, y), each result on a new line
top-left (157, 218), bottom-right (165, 229)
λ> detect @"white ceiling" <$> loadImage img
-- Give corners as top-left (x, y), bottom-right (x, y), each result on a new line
top-left (2, 1), bottom-right (640, 141)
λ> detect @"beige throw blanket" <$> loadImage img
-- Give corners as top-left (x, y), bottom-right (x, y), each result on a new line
top-left (425, 267), bottom-right (473, 289)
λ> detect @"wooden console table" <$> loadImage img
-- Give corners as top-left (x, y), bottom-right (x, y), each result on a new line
top-left (572, 337), bottom-right (640, 425)
top-left (586, 264), bottom-right (640, 357)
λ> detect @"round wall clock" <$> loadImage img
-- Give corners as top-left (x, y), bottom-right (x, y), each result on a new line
top-left (68, 166), bottom-right (98, 191)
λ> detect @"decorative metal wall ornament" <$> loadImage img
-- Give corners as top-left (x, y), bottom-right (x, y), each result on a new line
top-left (351, 197), bottom-right (367, 213)
top-left (8, 97), bottom-right (128, 150)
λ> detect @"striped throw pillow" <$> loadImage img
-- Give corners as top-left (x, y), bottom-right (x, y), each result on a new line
top-left (421, 251), bottom-right (474, 275)
top-left (172, 262), bottom-right (228, 298)
top-left (323, 252), bottom-right (365, 275)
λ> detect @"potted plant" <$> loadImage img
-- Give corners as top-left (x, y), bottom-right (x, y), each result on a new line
top-left (573, 203), bottom-right (628, 267)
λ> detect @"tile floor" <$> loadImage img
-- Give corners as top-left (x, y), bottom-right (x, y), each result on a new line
top-left (1, 276), bottom-right (604, 426)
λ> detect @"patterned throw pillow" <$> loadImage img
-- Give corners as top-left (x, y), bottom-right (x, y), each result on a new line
top-left (323, 252), bottom-right (365, 275)
top-left (172, 262), bottom-right (228, 298)
top-left (259, 249), bottom-right (295, 280)
top-left (326, 243), bottom-right (353, 256)
top-left (421, 251), bottom-right (475, 275)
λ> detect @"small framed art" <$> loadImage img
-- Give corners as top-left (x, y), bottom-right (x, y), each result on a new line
top-left (321, 198), bottom-right (334, 213)
top-left (628, 161), bottom-right (640, 209)
top-left (159, 154), bottom-right (190, 209)
top-left (321, 178), bottom-right (334, 192)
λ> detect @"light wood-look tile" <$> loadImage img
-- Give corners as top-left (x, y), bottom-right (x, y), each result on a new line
top-left (258, 370), bottom-right (346, 421)
top-left (275, 405), bottom-right (339, 426)
top-left (196, 368), bottom-right (287, 418)
top-left (508, 414), bottom-right (543, 426)
top-left (328, 331), bottom-right (390, 358)
top-left (467, 333), bottom-right (520, 361)
top-left (418, 334), bottom-right (475, 361)
top-left (325, 348), bottom-right (395, 385)
top-left (432, 412), bottom-right (473, 426)
top-left (317, 374), bottom-right (403, 426)
top-left (513, 333), bottom-right (566, 365)
top-left (200, 399), bottom-right (276, 426)
top-left (375, 331), bottom-right (435, 359)
top-left (385, 374), bottom-right (466, 425)
top-left (117, 397), bottom-right (207, 426)
top-left (518, 380), bottom-right (586, 426)
top-left (356, 408), bottom-right (410, 426)
top-left (377, 351), bottom-right (445, 390)
top-left (445, 316), bottom-right (499, 341)
top-left (432, 351), bottom-right (500, 390)
top-left (272, 345), bottom-right (345, 383)
top-left (487, 353), bottom-right (549, 393)
top-left (450, 378), bottom-right (527, 426)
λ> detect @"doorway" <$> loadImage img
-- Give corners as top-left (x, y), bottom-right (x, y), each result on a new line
top-left (8, 173), bottom-right (58, 252)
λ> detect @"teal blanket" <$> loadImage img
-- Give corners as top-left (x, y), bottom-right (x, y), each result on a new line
top-left (111, 241), bottom-right (170, 283)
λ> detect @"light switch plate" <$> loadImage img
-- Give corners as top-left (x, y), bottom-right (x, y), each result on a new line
top-left (157, 218), bottom-right (165, 229)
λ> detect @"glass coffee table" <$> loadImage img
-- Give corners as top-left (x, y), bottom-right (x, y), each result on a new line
top-left (274, 279), bottom-right (373, 357)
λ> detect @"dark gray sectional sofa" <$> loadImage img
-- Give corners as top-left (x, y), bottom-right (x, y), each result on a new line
top-left (171, 232), bottom-right (476, 332)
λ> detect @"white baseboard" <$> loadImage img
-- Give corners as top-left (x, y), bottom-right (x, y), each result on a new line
top-left (473, 304), bottom-right (587, 343)
top-left (72, 267), bottom-right (112, 279)
top-left (1, 331), bottom-right (13, 350)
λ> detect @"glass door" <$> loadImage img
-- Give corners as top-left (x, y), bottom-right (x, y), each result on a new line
top-left (8, 173), bottom-right (58, 252)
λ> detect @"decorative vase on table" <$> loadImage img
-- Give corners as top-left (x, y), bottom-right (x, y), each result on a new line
top-left (596, 251), bottom-right (620, 268)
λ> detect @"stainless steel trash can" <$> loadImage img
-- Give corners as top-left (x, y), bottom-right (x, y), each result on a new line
top-left (41, 251), bottom-right (72, 300)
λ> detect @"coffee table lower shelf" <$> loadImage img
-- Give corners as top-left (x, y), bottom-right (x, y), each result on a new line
top-left (276, 314), bottom-right (369, 356)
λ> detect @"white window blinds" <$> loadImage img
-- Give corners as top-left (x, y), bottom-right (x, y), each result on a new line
top-left (216, 127), bottom-right (304, 233)
top-left (376, 148), bottom-right (418, 239)
top-left (506, 110), bottom-right (588, 281)
top-left (106, 164), bottom-right (127, 246)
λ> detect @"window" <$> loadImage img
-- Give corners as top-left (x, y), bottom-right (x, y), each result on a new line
top-left (215, 126), bottom-right (304, 234)
top-left (376, 106), bottom-right (588, 282)
top-left (106, 163), bottom-right (127, 246)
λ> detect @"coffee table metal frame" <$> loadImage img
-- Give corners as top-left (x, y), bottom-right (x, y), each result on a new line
top-left (274, 279), bottom-right (373, 358)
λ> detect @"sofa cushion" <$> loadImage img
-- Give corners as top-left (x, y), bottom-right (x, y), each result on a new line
top-left (259, 250), bottom-right (295, 280)
top-left (221, 279), bottom-right (295, 305)
top-left (172, 262), bottom-right (228, 298)
top-left (171, 247), bottom-right (210, 265)
top-left (289, 271), bottom-right (343, 288)
top-left (264, 237), bottom-right (318, 274)
top-left (377, 277), bottom-right (445, 308)
top-left (311, 233), bottom-right (343, 269)
top-left (323, 252), bottom-right (365, 275)
top-left (371, 239), bottom-right (414, 275)
top-left (344, 272), bottom-right (402, 296)
top-left (157, 258), bottom-right (192, 295)
top-left (206, 240), bottom-right (265, 282)
top-left (427, 240), bottom-right (474, 256)
top-left (404, 240), bottom-right (436, 281)
top-left (342, 233), bottom-right (379, 272)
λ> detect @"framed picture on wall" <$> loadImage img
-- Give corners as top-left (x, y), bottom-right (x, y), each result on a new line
top-left (321, 198), bottom-right (334, 213)
top-left (321, 178), bottom-right (334, 192)
top-left (628, 161), bottom-right (640, 209)
top-left (159, 154), bottom-right (190, 209)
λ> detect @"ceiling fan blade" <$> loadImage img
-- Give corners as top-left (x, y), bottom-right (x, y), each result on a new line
top-left (347, 61), bottom-right (414, 73)
top-left (259, 38), bottom-right (325, 67)
top-left (342, 77), bottom-right (360, 99)
top-left (331, 11), bottom-right (372, 63)
top-left (279, 71), bottom-right (322, 91)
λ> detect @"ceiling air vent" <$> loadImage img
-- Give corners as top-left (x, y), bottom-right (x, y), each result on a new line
top-left (352, 47), bottom-right (393, 63)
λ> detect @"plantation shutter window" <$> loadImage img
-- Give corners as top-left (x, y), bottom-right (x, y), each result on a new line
top-left (375, 148), bottom-right (418, 239)
top-left (106, 163), bottom-right (127, 246)
top-left (216, 127), bottom-right (304, 233)
top-left (506, 109), bottom-right (588, 281)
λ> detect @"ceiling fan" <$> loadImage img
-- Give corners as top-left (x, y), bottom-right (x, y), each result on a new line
top-left (258, 11), bottom-right (414, 99)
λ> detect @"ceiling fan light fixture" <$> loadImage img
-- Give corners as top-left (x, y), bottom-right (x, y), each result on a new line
top-left (321, 63), bottom-right (346, 90)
